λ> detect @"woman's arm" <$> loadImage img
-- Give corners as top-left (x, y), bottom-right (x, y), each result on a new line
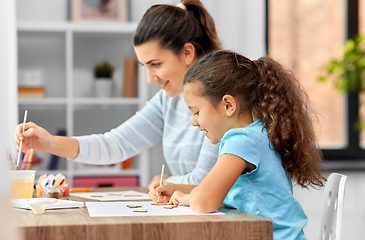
top-left (167, 136), bottom-right (219, 184)
top-left (14, 122), bottom-right (79, 159)
top-left (73, 91), bottom-right (165, 164)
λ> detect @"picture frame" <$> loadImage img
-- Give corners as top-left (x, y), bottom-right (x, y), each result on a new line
top-left (72, 0), bottom-right (127, 22)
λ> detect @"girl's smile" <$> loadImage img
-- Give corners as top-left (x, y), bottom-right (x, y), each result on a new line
top-left (183, 81), bottom-right (254, 144)
top-left (183, 82), bottom-right (228, 144)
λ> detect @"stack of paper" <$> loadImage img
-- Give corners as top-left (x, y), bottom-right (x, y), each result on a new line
top-left (11, 198), bottom-right (84, 210)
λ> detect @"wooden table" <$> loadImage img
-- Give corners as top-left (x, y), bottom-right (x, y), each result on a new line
top-left (14, 188), bottom-right (273, 240)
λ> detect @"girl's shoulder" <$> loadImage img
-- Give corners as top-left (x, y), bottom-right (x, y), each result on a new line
top-left (221, 120), bottom-right (270, 152)
top-left (223, 120), bottom-right (266, 139)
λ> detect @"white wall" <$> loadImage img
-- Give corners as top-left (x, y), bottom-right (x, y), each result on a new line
top-left (0, 0), bottom-right (18, 194)
top-left (0, 3), bottom-right (23, 240)
top-left (130, 0), bottom-right (266, 58)
top-left (203, 0), bottom-right (266, 59)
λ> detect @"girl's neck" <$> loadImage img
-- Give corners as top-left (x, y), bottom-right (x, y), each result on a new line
top-left (232, 111), bottom-right (254, 129)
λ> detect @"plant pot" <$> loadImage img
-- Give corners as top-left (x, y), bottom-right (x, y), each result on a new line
top-left (94, 78), bottom-right (113, 98)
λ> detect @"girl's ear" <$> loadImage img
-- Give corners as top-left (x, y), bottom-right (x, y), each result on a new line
top-left (182, 43), bottom-right (196, 66)
top-left (222, 95), bottom-right (237, 116)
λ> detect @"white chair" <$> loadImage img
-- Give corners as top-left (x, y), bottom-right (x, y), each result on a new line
top-left (319, 173), bottom-right (347, 240)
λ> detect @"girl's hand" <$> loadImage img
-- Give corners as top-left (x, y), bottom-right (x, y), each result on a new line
top-left (148, 173), bottom-right (169, 201)
top-left (148, 181), bottom-right (176, 203)
top-left (169, 190), bottom-right (190, 206)
top-left (13, 122), bottom-right (54, 153)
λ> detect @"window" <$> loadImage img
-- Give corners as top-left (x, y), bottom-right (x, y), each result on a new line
top-left (268, 0), bottom-right (365, 161)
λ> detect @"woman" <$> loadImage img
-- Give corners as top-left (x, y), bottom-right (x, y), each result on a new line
top-left (14, 0), bottom-right (223, 199)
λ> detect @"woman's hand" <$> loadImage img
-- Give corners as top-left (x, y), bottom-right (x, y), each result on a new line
top-left (169, 190), bottom-right (190, 206)
top-left (13, 122), bottom-right (55, 153)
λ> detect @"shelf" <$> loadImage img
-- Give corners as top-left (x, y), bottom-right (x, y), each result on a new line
top-left (71, 168), bottom-right (141, 177)
top-left (35, 170), bottom-right (69, 177)
top-left (17, 21), bottom-right (69, 32)
top-left (72, 22), bottom-right (138, 33)
top-left (19, 98), bottom-right (67, 105)
top-left (17, 14), bottom-right (150, 187)
top-left (73, 97), bottom-right (140, 105)
top-left (17, 21), bottom-right (138, 33)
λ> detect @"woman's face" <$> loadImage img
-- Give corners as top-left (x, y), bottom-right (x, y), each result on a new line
top-left (134, 40), bottom-right (194, 97)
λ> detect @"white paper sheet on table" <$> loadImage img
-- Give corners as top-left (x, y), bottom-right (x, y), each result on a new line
top-left (70, 190), bottom-right (151, 201)
top-left (86, 201), bottom-right (224, 217)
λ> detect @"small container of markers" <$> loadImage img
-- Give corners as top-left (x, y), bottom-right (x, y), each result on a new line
top-left (36, 173), bottom-right (70, 198)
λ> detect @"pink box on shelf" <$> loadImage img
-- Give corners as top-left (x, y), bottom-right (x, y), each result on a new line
top-left (73, 176), bottom-right (139, 188)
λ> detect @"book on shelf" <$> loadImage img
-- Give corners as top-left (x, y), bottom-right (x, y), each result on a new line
top-left (122, 56), bottom-right (138, 98)
top-left (72, 0), bottom-right (127, 22)
top-left (18, 86), bottom-right (45, 98)
top-left (49, 129), bottom-right (66, 170)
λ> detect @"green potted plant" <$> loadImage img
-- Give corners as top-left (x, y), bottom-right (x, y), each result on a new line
top-left (93, 61), bottom-right (115, 98)
top-left (318, 34), bottom-right (365, 130)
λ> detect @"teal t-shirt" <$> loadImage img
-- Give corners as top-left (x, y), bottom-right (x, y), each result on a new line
top-left (220, 120), bottom-right (307, 240)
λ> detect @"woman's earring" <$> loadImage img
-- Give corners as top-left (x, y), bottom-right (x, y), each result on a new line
top-left (227, 112), bottom-right (230, 116)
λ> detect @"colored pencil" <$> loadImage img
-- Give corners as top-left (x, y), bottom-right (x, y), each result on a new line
top-left (70, 188), bottom-right (93, 192)
top-left (21, 148), bottom-right (30, 170)
top-left (26, 148), bottom-right (34, 170)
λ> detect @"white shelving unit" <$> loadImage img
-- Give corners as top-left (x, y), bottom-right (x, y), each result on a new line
top-left (17, 20), bottom-right (150, 187)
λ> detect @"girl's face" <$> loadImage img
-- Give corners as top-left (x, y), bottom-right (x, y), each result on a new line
top-left (134, 40), bottom-right (194, 97)
top-left (183, 82), bottom-right (230, 144)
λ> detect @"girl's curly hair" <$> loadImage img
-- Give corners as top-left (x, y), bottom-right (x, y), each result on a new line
top-left (184, 50), bottom-right (326, 188)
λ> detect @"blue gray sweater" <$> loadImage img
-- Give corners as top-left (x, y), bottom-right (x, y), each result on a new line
top-left (73, 89), bottom-right (219, 184)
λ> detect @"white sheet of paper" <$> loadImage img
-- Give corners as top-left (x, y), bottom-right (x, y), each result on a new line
top-left (70, 190), bottom-right (151, 201)
top-left (11, 199), bottom-right (84, 210)
top-left (86, 201), bottom-right (224, 217)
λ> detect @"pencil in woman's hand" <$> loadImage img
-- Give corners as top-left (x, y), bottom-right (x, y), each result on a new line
top-left (16, 110), bottom-right (28, 170)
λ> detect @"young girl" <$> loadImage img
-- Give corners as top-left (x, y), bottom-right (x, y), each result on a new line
top-left (14, 1), bottom-right (222, 197)
top-left (156, 50), bottom-right (326, 240)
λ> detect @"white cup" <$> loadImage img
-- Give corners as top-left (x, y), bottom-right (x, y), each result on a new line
top-left (8, 170), bottom-right (36, 199)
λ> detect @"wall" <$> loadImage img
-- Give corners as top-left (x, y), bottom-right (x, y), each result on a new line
top-left (0, 3), bottom-right (24, 240)
top-left (0, 0), bottom-right (18, 193)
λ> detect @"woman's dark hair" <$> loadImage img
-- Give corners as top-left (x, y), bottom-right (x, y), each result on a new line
top-left (184, 50), bottom-right (326, 188)
top-left (133, 0), bottom-right (222, 57)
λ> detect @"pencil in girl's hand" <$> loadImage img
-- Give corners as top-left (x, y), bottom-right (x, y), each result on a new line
top-left (157, 164), bottom-right (165, 203)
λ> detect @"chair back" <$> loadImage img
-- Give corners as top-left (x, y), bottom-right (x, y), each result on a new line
top-left (319, 173), bottom-right (347, 240)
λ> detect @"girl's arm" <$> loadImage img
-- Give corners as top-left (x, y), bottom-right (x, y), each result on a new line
top-left (184, 154), bottom-right (248, 213)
